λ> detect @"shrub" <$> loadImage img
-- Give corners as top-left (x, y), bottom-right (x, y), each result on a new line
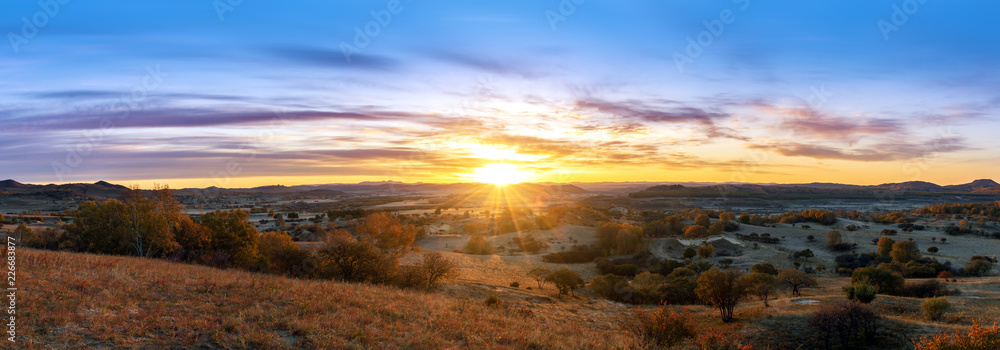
top-left (591, 274), bottom-right (632, 302)
top-left (683, 247), bottom-right (697, 259)
top-left (914, 320), bottom-right (1000, 350)
top-left (657, 278), bottom-right (699, 305)
top-left (510, 281), bottom-right (520, 288)
top-left (922, 297), bottom-right (950, 321)
top-left (852, 267), bottom-right (904, 295)
top-left (965, 259), bottom-right (993, 277)
top-left (844, 282), bottom-right (878, 303)
top-left (697, 244), bottom-right (715, 259)
top-left (464, 235), bottom-right (494, 255)
top-left (484, 293), bottom-right (502, 308)
top-left (902, 279), bottom-right (947, 298)
top-left (696, 327), bottom-right (753, 350)
top-left (751, 262), bottom-right (779, 276)
top-left (684, 225), bottom-right (709, 238)
top-left (927, 246), bottom-right (939, 253)
top-left (620, 305), bottom-right (695, 348)
top-left (808, 301), bottom-right (880, 350)
top-left (541, 245), bottom-right (602, 263)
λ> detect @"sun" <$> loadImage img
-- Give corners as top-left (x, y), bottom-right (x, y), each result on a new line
top-left (472, 164), bottom-right (532, 185)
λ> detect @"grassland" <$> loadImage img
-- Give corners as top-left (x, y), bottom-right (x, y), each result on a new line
top-left (12, 246), bottom-right (1000, 349)
top-left (13, 249), bottom-right (630, 349)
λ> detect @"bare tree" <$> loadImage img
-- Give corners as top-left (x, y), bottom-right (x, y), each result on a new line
top-left (420, 251), bottom-right (458, 291)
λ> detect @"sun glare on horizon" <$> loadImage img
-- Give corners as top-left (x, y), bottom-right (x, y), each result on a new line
top-left (471, 164), bottom-right (532, 185)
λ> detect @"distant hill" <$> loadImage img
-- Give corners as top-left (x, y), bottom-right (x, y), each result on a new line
top-left (945, 179), bottom-right (1000, 191)
top-left (0, 179), bottom-right (31, 189)
top-left (631, 179), bottom-right (1000, 200)
top-left (873, 181), bottom-right (942, 191)
top-left (0, 180), bottom-right (129, 199)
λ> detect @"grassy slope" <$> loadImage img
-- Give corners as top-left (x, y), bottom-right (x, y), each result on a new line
top-left (15, 249), bottom-right (628, 349)
top-left (13, 247), bottom-right (999, 349)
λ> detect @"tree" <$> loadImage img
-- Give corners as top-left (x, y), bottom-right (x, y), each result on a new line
top-left (420, 251), bottom-right (458, 291)
top-left (827, 230), bottom-right (842, 247)
top-left (318, 230), bottom-right (395, 283)
top-left (740, 272), bottom-right (776, 307)
top-left (65, 200), bottom-right (130, 254)
top-left (172, 215), bottom-right (211, 262)
top-left (958, 219), bottom-right (970, 231)
top-left (777, 269), bottom-right (818, 296)
top-left (708, 222), bottom-right (725, 235)
top-left (354, 212), bottom-right (417, 261)
top-left (696, 268), bottom-right (747, 322)
top-left (877, 237), bottom-right (895, 258)
top-left (545, 268), bottom-right (584, 296)
top-left (890, 240), bottom-right (921, 264)
top-left (751, 262), bottom-right (779, 276)
top-left (966, 259), bottom-right (993, 277)
top-left (683, 225), bottom-right (708, 238)
top-left (528, 267), bottom-right (551, 289)
top-left (200, 209), bottom-right (260, 269)
top-left (0, 213), bottom-right (5, 223)
top-left (695, 214), bottom-right (711, 228)
top-left (120, 185), bottom-right (182, 258)
top-left (697, 244), bottom-right (714, 259)
top-left (12, 223), bottom-right (32, 242)
top-left (259, 231), bottom-right (313, 278)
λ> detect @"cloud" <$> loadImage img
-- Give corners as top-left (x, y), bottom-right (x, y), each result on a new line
top-left (0, 107), bottom-right (426, 131)
top-left (749, 136), bottom-right (968, 162)
top-left (576, 98), bottom-right (728, 125)
top-left (425, 50), bottom-right (541, 79)
top-left (266, 46), bottom-right (398, 70)
top-left (751, 103), bottom-right (902, 139)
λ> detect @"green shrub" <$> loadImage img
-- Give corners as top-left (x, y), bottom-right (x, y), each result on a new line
top-left (844, 282), bottom-right (878, 303)
top-left (922, 297), bottom-right (949, 321)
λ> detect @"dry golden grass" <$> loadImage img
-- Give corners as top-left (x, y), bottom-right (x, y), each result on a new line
top-left (10, 247), bottom-right (1000, 349)
top-left (13, 249), bottom-right (631, 349)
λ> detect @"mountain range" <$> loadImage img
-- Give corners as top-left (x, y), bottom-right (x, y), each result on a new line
top-left (3, 179), bottom-right (998, 201)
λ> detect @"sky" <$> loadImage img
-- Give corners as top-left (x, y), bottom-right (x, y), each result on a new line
top-left (2, 0), bottom-right (999, 188)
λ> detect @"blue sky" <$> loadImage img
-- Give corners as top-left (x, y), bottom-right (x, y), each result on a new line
top-left (2, 0), bottom-right (999, 187)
